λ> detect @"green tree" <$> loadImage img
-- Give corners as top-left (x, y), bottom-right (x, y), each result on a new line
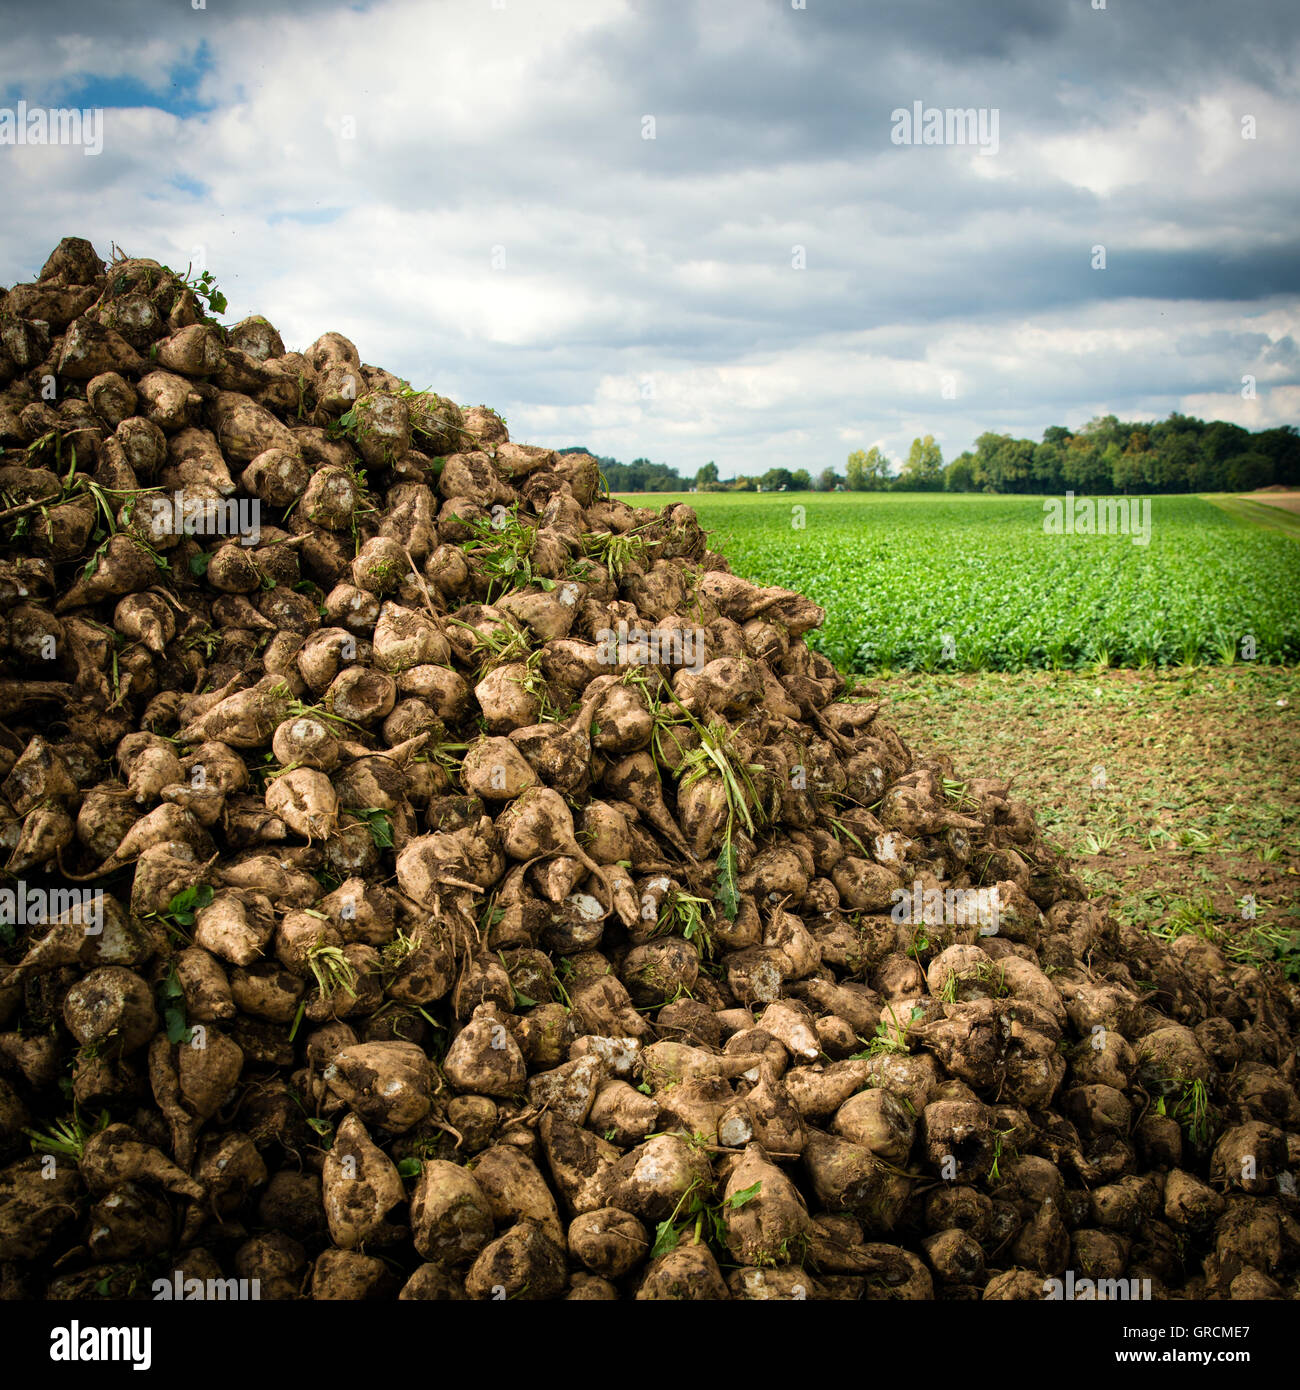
top-left (816, 467), bottom-right (842, 491)
top-left (1100, 441), bottom-right (1123, 491)
top-left (1223, 451), bottom-right (1273, 491)
top-left (694, 461), bottom-right (719, 490)
top-left (1201, 420), bottom-right (1250, 469)
top-left (789, 468), bottom-right (812, 490)
top-left (1081, 414), bottom-right (1121, 442)
top-left (1256, 426), bottom-right (1300, 486)
top-left (1061, 434), bottom-right (1110, 492)
top-left (1148, 431), bottom-right (1196, 491)
top-left (760, 467), bottom-right (794, 491)
top-left (895, 435), bottom-right (944, 490)
top-left (846, 446), bottom-right (889, 490)
top-left (945, 453), bottom-right (976, 491)
top-left (601, 457), bottom-right (687, 491)
top-left (971, 433), bottom-right (1035, 492)
top-left (1111, 448), bottom-right (1146, 493)
top-left (1032, 441), bottom-right (1065, 491)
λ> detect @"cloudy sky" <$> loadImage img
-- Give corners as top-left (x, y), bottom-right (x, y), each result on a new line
top-left (2, 0), bottom-right (1297, 478)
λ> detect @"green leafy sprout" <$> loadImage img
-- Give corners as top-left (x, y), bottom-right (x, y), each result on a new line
top-left (650, 1176), bottom-right (762, 1259)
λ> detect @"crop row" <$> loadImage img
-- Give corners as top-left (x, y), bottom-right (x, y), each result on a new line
top-left (627, 493), bottom-right (1300, 672)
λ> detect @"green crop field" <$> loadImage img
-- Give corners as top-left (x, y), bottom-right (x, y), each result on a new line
top-left (613, 491), bottom-right (1300, 672)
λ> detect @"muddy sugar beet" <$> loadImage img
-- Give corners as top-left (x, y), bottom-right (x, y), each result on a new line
top-left (0, 236), bottom-right (1297, 1301)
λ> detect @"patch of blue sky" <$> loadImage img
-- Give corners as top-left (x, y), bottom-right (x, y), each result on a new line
top-left (267, 208), bottom-right (346, 227)
top-left (168, 175), bottom-right (209, 198)
top-left (21, 41), bottom-right (216, 117)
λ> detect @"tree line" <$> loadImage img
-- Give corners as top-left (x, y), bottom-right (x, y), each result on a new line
top-left (565, 413), bottom-right (1300, 493)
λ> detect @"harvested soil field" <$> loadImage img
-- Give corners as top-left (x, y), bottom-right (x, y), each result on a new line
top-left (1204, 493), bottom-right (1300, 541)
top-left (880, 667), bottom-right (1299, 977)
top-left (0, 239), bottom-right (1297, 1303)
top-left (1247, 492), bottom-right (1300, 516)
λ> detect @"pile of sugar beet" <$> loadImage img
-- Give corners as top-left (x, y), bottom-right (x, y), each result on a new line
top-left (0, 237), bottom-right (1296, 1304)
